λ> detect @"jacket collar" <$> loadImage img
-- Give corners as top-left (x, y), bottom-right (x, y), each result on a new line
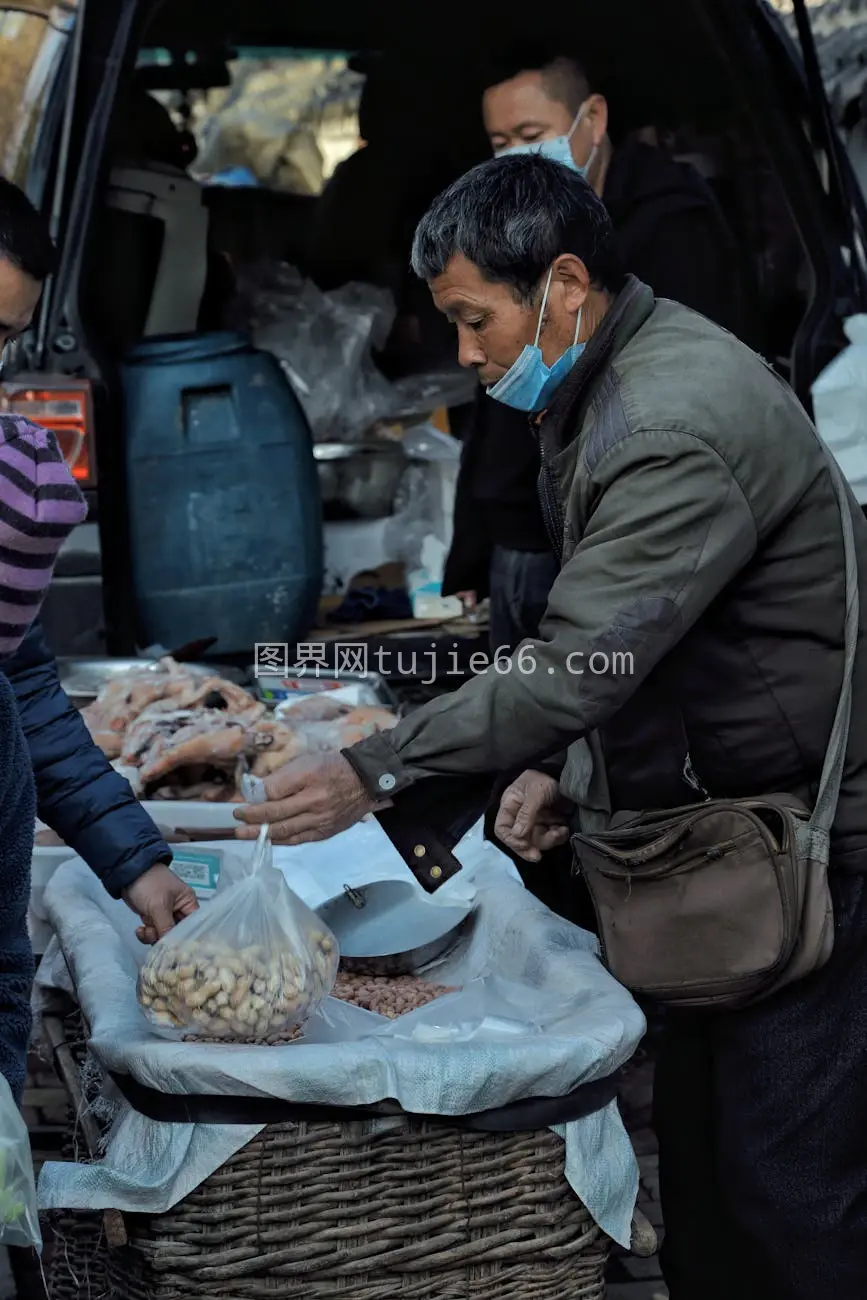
top-left (537, 275), bottom-right (656, 447)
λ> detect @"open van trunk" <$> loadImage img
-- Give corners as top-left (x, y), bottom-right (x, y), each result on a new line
top-left (14, 0), bottom-right (867, 653)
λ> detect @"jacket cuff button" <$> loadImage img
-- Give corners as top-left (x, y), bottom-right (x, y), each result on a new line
top-left (378, 773), bottom-right (396, 792)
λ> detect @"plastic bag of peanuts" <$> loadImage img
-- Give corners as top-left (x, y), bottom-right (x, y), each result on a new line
top-left (137, 826), bottom-right (339, 1042)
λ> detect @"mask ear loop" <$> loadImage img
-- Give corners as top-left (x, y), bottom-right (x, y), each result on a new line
top-left (566, 103), bottom-right (586, 141)
top-left (573, 305), bottom-right (584, 347)
top-left (568, 102), bottom-right (598, 176)
top-left (534, 268), bottom-right (555, 348)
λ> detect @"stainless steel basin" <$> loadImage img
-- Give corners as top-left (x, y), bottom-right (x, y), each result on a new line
top-left (314, 441), bottom-right (408, 518)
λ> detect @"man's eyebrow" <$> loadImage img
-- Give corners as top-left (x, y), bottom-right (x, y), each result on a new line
top-left (492, 119), bottom-right (548, 135)
top-left (442, 302), bottom-right (484, 322)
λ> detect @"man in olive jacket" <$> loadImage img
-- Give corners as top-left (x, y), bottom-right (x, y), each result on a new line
top-left (237, 155), bottom-right (867, 1298)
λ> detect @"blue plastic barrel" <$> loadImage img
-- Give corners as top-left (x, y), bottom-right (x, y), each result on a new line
top-left (121, 331), bottom-right (323, 654)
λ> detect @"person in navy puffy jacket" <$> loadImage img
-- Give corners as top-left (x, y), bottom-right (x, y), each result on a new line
top-left (0, 180), bottom-right (195, 1100)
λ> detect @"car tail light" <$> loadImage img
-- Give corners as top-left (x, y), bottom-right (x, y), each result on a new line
top-left (0, 376), bottom-right (96, 486)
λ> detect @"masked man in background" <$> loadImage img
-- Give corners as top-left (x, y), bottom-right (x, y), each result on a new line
top-left (445, 42), bottom-right (749, 655)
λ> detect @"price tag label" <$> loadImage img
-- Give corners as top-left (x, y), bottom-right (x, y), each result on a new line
top-left (171, 849), bottom-right (222, 899)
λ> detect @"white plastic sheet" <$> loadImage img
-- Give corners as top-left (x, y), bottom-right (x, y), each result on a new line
top-left (812, 314), bottom-right (867, 503)
top-left (36, 820), bottom-right (645, 1246)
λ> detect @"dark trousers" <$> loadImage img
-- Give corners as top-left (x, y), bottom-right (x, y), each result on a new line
top-left (488, 544), bottom-right (559, 657)
top-left (655, 868), bottom-right (867, 1298)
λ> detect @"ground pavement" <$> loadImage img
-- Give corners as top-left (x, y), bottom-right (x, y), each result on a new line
top-left (607, 1052), bottom-right (668, 1299)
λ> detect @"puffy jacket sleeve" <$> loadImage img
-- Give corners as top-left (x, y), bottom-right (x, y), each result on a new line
top-left (2, 622), bottom-right (172, 898)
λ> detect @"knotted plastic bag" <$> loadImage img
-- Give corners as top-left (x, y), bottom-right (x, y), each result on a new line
top-left (137, 826), bottom-right (339, 1042)
top-left (811, 314), bottom-right (867, 504)
top-left (0, 1072), bottom-right (41, 1250)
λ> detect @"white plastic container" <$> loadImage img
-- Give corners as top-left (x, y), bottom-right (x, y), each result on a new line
top-left (139, 800), bottom-right (239, 831)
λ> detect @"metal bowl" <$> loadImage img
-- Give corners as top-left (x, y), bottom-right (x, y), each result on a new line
top-left (337, 917), bottom-right (473, 978)
top-left (57, 656), bottom-right (248, 706)
top-left (317, 880), bottom-right (474, 976)
top-left (314, 442), bottom-right (407, 519)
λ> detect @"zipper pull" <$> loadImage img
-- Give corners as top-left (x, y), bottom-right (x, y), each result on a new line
top-left (683, 753), bottom-right (711, 801)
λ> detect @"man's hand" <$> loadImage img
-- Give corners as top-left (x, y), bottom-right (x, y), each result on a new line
top-left (494, 770), bottom-right (573, 862)
top-left (233, 752), bottom-right (379, 845)
top-left (123, 863), bottom-right (198, 945)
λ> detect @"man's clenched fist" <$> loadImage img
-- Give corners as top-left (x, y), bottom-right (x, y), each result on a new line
top-left (494, 770), bottom-right (573, 862)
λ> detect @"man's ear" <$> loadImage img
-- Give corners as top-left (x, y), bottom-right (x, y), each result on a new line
top-left (587, 93), bottom-right (608, 145)
top-left (552, 254), bottom-right (590, 313)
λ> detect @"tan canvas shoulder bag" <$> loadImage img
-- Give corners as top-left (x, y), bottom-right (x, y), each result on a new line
top-left (572, 450), bottom-right (859, 1009)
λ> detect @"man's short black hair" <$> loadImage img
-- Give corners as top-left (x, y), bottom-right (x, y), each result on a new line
top-left (411, 153), bottom-right (622, 302)
top-left (0, 177), bottom-right (56, 283)
top-left (481, 42), bottom-right (594, 116)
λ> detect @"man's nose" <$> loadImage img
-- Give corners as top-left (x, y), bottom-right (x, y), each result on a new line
top-left (456, 325), bottom-right (485, 370)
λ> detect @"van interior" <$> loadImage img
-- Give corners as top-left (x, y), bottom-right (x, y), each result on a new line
top-left (71, 0), bottom-right (855, 400)
top-left (20, 0), bottom-right (867, 654)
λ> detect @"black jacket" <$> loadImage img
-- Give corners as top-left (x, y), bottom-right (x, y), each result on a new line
top-left (442, 141), bottom-right (751, 599)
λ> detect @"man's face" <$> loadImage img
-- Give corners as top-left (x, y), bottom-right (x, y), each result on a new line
top-left (483, 71), bottom-right (602, 173)
top-left (0, 256), bottom-right (42, 366)
top-left (430, 253), bottom-right (584, 386)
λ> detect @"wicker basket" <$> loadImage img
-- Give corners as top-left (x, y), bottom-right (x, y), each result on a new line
top-left (108, 1120), bottom-right (609, 1300)
top-left (42, 1006), bottom-right (627, 1300)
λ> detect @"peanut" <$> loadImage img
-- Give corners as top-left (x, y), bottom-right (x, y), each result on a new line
top-left (138, 930), bottom-right (338, 1041)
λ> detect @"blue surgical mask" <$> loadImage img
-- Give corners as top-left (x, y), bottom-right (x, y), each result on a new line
top-left (486, 268), bottom-right (585, 412)
top-left (496, 104), bottom-right (598, 179)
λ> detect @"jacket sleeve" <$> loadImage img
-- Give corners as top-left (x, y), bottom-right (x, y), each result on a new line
top-left (344, 429), bottom-right (758, 795)
top-left (2, 622), bottom-right (172, 898)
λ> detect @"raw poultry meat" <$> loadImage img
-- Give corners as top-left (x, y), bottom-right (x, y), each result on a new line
top-left (173, 674), bottom-right (263, 719)
top-left (76, 658), bottom-right (399, 800)
top-left (245, 718), bottom-right (307, 777)
top-left (285, 707), bottom-right (398, 756)
top-left (141, 718), bottom-right (247, 783)
top-left (34, 828), bottom-right (66, 847)
top-left (277, 694), bottom-right (346, 723)
top-left (79, 658), bottom-right (254, 757)
top-left (137, 711), bottom-right (249, 789)
top-left (343, 706), bottom-right (399, 731)
top-left (79, 700), bottom-right (125, 759)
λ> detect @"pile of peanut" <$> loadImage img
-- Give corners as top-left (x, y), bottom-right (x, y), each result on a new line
top-left (138, 931), bottom-right (337, 1040)
top-left (181, 969), bottom-right (458, 1042)
top-left (332, 969), bottom-right (457, 1019)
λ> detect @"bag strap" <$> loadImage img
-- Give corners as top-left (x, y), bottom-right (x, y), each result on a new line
top-left (809, 445), bottom-right (860, 834)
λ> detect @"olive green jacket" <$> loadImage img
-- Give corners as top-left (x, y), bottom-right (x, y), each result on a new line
top-left (347, 277), bottom-right (867, 867)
